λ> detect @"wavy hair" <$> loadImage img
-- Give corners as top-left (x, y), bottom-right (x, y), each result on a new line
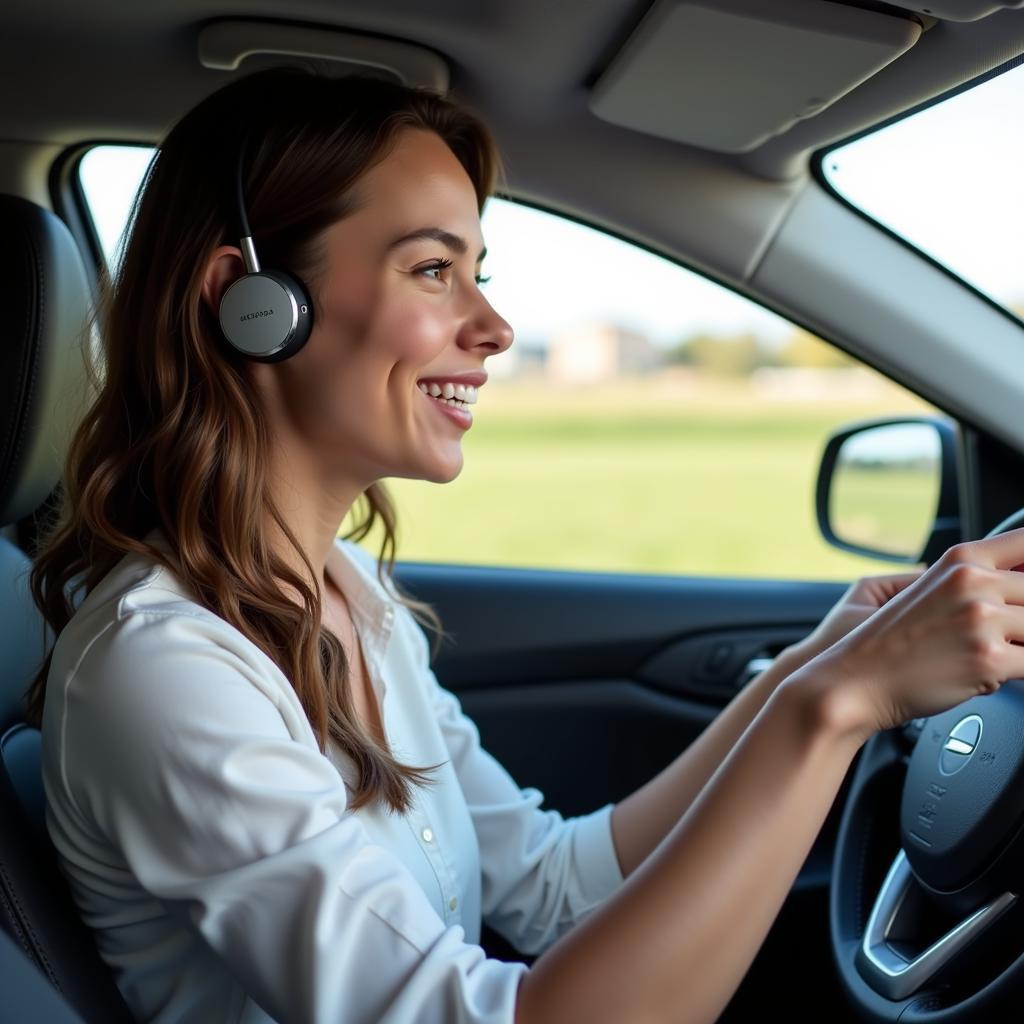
top-left (25, 67), bottom-right (502, 814)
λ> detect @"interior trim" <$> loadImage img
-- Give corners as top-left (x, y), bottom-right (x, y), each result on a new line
top-left (197, 19), bottom-right (450, 92)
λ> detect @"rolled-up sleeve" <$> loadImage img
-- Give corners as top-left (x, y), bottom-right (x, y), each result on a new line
top-left (403, 609), bottom-right (626, 956)
top-left (60, 611), bottom-right (528, 1024)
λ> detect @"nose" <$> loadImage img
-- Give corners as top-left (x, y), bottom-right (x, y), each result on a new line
top-left (458, 289), bottom-right (514, 356)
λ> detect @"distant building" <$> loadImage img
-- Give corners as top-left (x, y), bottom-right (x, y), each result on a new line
top-left (750, 366), bottom-right (887, 401)
top-left (514, 343), bottom-right (548, 377)
top-left (546, 323), bottom-right (661, 383)
top-left (487, 339), bottom-right (547, 378)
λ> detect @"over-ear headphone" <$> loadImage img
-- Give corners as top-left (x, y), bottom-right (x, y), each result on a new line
top-left (218, 144), bottom-right (314, 362)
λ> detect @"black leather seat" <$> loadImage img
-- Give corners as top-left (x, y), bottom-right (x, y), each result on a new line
top-left (0, 194), bottom-right (135, 1021)
top-left (0, 926), bottom-right (86, 1023)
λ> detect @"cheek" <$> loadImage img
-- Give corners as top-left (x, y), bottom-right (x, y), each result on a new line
top-left (287, 284), bottom-right (449, 433)
top-left (266, 285), bottom-right (370, 428)
top-left (317, 273), bottom-right (448, 366)
top-left (367, 295), bottom-right (451, 365)
top-left (315, 271), bottom-right (377, 352)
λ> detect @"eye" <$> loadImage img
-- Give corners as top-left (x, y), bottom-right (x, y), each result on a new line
top-left (416, 258), bottom-right (491, 288)
top-left (418, 258), bottom-right (453, 282)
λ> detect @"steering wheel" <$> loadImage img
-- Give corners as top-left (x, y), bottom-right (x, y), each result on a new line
top-left (830, 508), bottom-right (1024, 1022)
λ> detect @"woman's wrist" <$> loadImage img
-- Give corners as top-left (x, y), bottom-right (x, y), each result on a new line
top-left (759, 639), bottom-right (817, 691)
top-left (780, 636), bottom-right (828, 673)
top-left (776, 647), bottom-right (876, 750)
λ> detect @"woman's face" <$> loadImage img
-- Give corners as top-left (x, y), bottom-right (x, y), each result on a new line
top-left (250, 127), bottom-right (513, 492)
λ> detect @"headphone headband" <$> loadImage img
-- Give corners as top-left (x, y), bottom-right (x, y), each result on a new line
top-left (217, 141), bottom-right (314, 362)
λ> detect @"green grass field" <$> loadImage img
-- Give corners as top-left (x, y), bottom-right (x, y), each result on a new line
top-left (347, 375), bottom-right (939, 582)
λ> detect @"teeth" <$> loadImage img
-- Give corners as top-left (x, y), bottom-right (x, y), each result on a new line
top-left (417, 381), bottom-right (477, 404)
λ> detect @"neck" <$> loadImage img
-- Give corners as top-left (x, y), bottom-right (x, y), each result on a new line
top-left (262, 440), bottom-right (371, 601)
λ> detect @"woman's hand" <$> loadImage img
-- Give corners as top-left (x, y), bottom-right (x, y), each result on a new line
top-left (793, 530), bottom-right (1024, 744)
top-left (788, 569), bottom-right (925, 669)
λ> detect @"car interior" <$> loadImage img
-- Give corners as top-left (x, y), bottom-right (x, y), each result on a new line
top-left (3, 2), bottom-right (1024, 1021)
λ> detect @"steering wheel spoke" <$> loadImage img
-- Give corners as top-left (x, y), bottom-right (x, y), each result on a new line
top-left (858, 849), bottom-right (1017, 1000)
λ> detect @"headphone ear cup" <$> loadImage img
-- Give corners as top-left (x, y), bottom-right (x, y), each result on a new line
top-left (219, 270), bottom-right (314, 362)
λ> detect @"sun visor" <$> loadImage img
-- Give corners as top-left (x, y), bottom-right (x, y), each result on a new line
top-left (589, 0), bottom-right (922, 153)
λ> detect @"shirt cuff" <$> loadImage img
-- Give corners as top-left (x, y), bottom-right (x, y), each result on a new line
top-left (570, 802), bottom-right (626, 914)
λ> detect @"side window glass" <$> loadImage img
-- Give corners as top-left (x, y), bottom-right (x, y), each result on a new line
top-left (78, 145), bottom-right (155, 268)
top-left (78, 145), bottom-right (939, 580)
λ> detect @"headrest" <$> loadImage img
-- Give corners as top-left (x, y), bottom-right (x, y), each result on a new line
top-left (0, 196), bottom-right (92, 527)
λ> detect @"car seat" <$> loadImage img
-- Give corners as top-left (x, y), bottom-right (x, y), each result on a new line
top-left (0, 194), bottom-right (135, 1021)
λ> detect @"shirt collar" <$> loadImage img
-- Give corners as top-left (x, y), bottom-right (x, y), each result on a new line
top-left (326, 538), bottom-right (396, 677)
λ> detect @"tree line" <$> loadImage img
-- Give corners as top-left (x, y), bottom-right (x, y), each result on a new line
top-left (663, 328), bottom-right (857, 377)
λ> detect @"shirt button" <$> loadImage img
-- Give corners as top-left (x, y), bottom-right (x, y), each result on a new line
top-left (421, 827), bottom-right (434, 843)
top-left (449, 896), bottom-right (458, 911)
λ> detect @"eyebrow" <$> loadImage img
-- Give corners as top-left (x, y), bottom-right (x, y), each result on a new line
top-left (387, 226), bottom-right (487, 262)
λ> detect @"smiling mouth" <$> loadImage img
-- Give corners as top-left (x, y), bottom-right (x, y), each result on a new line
top-left (417, 381), bottom-right (477, 412)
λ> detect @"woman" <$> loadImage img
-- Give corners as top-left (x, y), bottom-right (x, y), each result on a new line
top-left (24, 66), bottom-right (1024, 1024)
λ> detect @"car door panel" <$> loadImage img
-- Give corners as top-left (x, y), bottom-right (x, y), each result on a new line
top-left (395, 563), bottom-right (861, 1018)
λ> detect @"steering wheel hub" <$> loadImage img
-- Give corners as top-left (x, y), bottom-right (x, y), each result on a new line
top-left (901, 685), bottom-right (1024, 909)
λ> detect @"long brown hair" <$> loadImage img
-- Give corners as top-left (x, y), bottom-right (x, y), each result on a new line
top-left (25, 67), bottom-right (502, 814)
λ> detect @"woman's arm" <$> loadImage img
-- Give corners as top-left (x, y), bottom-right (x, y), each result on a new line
top-left (518, 535), bottom-right (1024, 1024)
top-left (610, 570), bottom-right (924, 877)
top-left (517, 660), bottom-right (865, 1024)
top-left (609, 642), bottom-right (809, 878)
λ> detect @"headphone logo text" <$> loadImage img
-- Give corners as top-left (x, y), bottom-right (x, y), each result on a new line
top-left (240, 309), bottom-right (274, 321)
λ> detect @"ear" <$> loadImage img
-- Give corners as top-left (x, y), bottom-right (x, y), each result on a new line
top-left (200, 246), bottom-right (247, 315)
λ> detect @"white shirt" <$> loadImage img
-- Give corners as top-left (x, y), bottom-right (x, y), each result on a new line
top-left (40, 529), bottom-right (625, 1023)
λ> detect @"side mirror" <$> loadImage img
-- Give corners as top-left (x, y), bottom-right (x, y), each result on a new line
top-left (816, 417), bottom-right (961, 564)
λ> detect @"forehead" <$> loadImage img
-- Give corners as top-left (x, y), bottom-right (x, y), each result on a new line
top-left (346, 128), bottom-right (484, 247)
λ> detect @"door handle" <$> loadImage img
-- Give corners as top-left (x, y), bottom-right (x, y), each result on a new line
top-left (738, 656), bottom-right (775, 689)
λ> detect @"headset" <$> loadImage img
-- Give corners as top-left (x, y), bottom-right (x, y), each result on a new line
top-left (218, 144), bottom-right (314, 362)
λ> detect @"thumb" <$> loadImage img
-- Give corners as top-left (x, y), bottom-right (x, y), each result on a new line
top-left (857, 570), bottom-right (925, 607)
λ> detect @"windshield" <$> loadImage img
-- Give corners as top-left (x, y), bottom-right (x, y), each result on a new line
top-left (821, 59), bottom-right (1024, 323)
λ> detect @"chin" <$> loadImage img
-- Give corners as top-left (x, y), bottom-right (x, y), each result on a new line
top-left (432, 464), bottom-right (463, 484)
top-left (425, 454), bottom-right (464, 484)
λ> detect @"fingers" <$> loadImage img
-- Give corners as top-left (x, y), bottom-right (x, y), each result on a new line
top-left (1003, 600), bottom-right (1024, 641)
top-left (946, 527), bottom-right (1024, 571)
top-left (935, 560), bottom-right (1024, 609)
top-left (938, 603), bottom-right (1024, 697)
top-left (953, 602), bottom-right (1024, 686)
top-left (867, 571), bottom-right (925, 599)
top-left (850, 571), bottom-right (925, 607)
top-left (862, 571), bottom-right (924, 589)
top-left (988, 605), bottom-right (1024, 686)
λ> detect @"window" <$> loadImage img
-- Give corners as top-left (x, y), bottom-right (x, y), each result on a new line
top-left (822, 59), bottom-right (1024, 323)
top-left (78, 145), bottom-right (155, 269)
top-left (78, 145), bottom-right (937, 580)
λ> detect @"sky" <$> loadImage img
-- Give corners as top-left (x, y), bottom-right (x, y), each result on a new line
top-left (79, 58), bottom-right (1024, 348)
top-left (823, 58), bottom-right (1024, 313)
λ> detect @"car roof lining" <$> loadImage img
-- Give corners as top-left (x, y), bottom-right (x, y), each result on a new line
top-left (1, 0), bottom-right (1022, 398)
top-left (1, 2), bottom-right (1021, 279)
top-left (2, 1), bottom-right (1021, 166)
